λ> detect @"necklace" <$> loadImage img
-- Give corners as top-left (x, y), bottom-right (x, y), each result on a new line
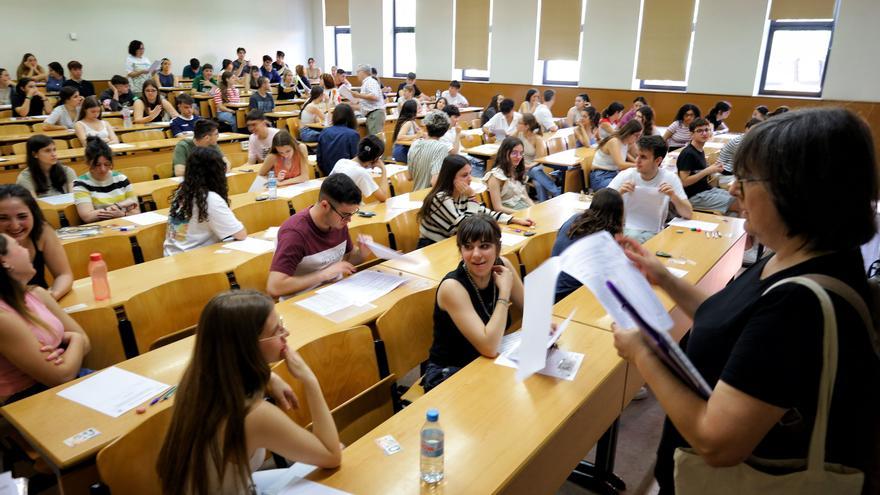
top-left (463, 264), bottom-right (497, 319)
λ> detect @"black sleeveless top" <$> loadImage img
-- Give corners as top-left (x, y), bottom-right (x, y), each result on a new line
top-left (27, 245), bottom-right (47, 289)
top-left (428, 261), bottom-right (510, 369)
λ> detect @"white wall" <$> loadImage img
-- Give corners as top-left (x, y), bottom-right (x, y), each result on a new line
top-left (578, 0), bottom-right (641, 90)
top-left (688, 0), bottom-right (769, 96)
top-left (490, 0), bottom-right (539, 84)
top-left (822, 0), bottom-right (880, 101)
top-left (0, 0), bottom-right (315, 80)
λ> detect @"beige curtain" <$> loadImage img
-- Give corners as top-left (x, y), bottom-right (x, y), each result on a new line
top-left (325, 0), bottom-right (350, 26)
top-left (454, 0), bottom-right (491, 70)
top-left (538, 0), bottom-right (583, 60)
top-left (769, 0), bottom-right (835, 20)
top-left (635, 0), bottom-right (696, 81)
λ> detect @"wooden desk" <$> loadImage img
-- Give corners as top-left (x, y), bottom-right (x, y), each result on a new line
top-left (308, 319), bottom-right (627, 494)
top-left (535, 147), bottom-right (596, 193)
top-left (0, 123), bottom-right (171, 147)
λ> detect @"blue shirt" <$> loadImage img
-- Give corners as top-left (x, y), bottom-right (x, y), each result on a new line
top-left (316, 125), bottom-right (359, 176)
top-left (550, 213), bottom-right (585, 302)
top-left (46, 77), bottom-right (64, 92)
top-left (259, 66), bottom-right (281, 84)
top-left (249, 92), bottom-right (275, 113)
top-left (170, 115), bottom-right (202, 136)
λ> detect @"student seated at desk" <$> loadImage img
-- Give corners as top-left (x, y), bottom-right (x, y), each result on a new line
top-left (519, 89), bottom-right (540, 115)
top-left (421, 214), bottom-right (524, 392)
top-left (663, 103), bottom-right (701, 150)
top-left (277, 70), bottom-right (300, 100)
top-left (62, 61), bottom-right (95, 97)
top-left (407, 110), bottom-right (456, 190)
top-left (0, 68), bottom-right (13, 105)
top-left (258, 130), bottom-right (309, 186)
top-left (590, 120), bottom-right (643, 191)
top-left (316, 104), bottom-right (359, 176)
top-left (164, 147), bottom-right (247, 256)
top-left (173, 119), bottom-right (227, 177)
top-left (752, 104), bottom-right (769, 121)
top-left (330, 135), bottom-right (389, 202)
top-left (609, 135), bottom-right (692, 243)
top-left (717, 118), bottom-right (762, 185)
top-left (434, 97), bottom-right (448, 112)
top-left (245, 110), bottom-right (279, 164)
top-left (706, 100), bottom-right (732, 134)
top-left (232, 47), bottom-right (251, 79)
top-left (573, 106), bottom-right (599, 147)
top-left (75, 96), bottom-right (120, 145)
top-left (245, 66), bottom-right (262, 91)
top-left (153, 58), bottom-right (179, 88)
top-left (15, 53), bottom-right (47, 82)
top-left (0, 185), bottom-right (73, 300)
top-left (11, 78), bottom-right (52, 118)
top-left (0, 233), bottom-right (90, 405)
top-left (272, 50), bottom-right (289, 73)
top-left (98, 75), bottom-right (134, 111)
top-left (633, 105), bottom-right (659, 136)
top-left (598, 101), bottom-right (624, 139)
top-left (294, 65), bottom-right (312, 94)
top-left (417, 155), bottom-right (532, 248)
top-left (46, 62), bottom-right (65, 92)
top-left (249, 76), bottom-right (275, 114)
top-left (169, 93), bottom-right (202, 137)
top-left (676, 118), bottom-right (738, 214)
top-left (259, 55), bottom-right (282, 84)
top-left (298, 86), bottom-right (327, 143)
top-left (133, 80), bottom-right (178, 124)
top-left (396, 84), bottom-right (418, 114)
top-left (182, 58), bottom-right (201, 79)
top-left (306, 57), bottom-right (322, 84)
top-left (267, 174), bottom-right (373, 298)
top-left (392, 100), bottom-right (423, 163)
top-left (442, 105), bottom-right (486, 177)
top-left (158, 290), bottom-right (342, 494)
top-left (42, 86), bottom-right (83, 131)
top-left (551, 188), bottom-right (624, 302)
top-left (514, 114), bottom-right (558, 201)
top-left (73, 137), bottom-right (140, 223)
top-left (212, 71), bottom-right (240, 129)
top-left (481, 93), bottom-right (503, 125)
top-left (618, 96), bottom-right (647, 127)
top-left (191, 64), bottom-right (217, 93)
top-left (533, 89), bottom-right (559, 133)
top-left (16, 135), bottom-right (77, 197)
top-left (565, 93), bottom-right (591, 128)
top-left (397, 72), bottom-right (428, 101)
top-left (482, 98), bottom-right (520, 140)
top-left (321, 73), bottom-right (340, 106)
top-left (482, 137), bottom-right (534, 214)
top-left (441, 80), bottom-right (469, 108)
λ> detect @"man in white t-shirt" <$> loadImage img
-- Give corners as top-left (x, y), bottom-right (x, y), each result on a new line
top-left (533, 89), bottom-right (559, 133)
top-left (245, 110), bottom-right (280, 164)
top-left (609, 135), bottom-right (693, 242)
top-left (482, 98), bottom-right (520, 139)
top-left (440, 80), bottom-right (469, 108)
top-left (349, 64), bottom-right (385, 137)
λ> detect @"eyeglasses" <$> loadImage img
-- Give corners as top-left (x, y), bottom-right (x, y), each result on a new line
top-left (510, 150), bottom-right (524, 157)
top-left (694, 128), bottom-right (712, 134)
top-left (329, 201), bottom-right (359, 220)
top-left (733, 176), bottom-right (767, 199)
top-left (259, 316), bottom-right (288, 342)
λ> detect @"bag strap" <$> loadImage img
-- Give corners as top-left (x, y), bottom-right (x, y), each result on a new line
top-left (762, 276), bottom-right (837, 473)
top-left (801, 274), bottom-right (880, 359)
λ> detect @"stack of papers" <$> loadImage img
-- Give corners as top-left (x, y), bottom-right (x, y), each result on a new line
top-left (224, 237), bottom-right (275, 254)
top-left (624, 187), bottom-right (669, 234)
top-left (296, 271), bottom-right (408, 316)
top-left (276, 179), bottom-right (324, 198)
top-left (57, 367), bottom-right (171, 418)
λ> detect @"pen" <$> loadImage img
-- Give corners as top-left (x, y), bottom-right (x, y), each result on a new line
top-left (160, 386), bottom-right (178, 402)
top-left (150, 385), bottom-right (177, 406)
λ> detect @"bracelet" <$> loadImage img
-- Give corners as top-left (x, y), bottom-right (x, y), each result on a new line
top-left (497, 298), bottom-right (512, 307)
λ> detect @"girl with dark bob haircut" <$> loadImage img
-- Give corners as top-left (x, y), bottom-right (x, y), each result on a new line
top-left (614, 106), bottom-right (880, 494)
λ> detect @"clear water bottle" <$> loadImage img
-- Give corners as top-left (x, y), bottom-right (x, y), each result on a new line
top-left (435, 89), bottom-right (441, 100)
top-left (121, 105), bottom-right (132, 128)
top-left (324, 111), bottom-right (331, 126)
top-left (267, 170), bottom-right (277, 200)
top-left (88, 253), bottom-right (111, 301)
top-left (420, 408), bottom-right (444, 484)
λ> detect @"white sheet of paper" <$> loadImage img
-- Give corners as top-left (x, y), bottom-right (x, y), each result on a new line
top-left (57, 367), bottom-right (170, 418)
top-left (276, 179), bottom-right (323, 198)
top-left (383, 194), bottom-right (423, 221)
top-left (248, 175), bottom-right (267, 192)
top-left (500, 232), bottom-right (527, 247)
top-left (624, 187), bottom-right (669, 234)
top-left (667, 267), bottom-right (688, 278)
top-left (574, 200), bottom-right (591, 210)
top-left (548, 308), bottom-right (576, 349)
top-left (316, 270), bottom-right (408, 305)
top-left (108, 143), bottom-right (135, 150)
top-left (276, 478), bottom-right (351, 495)
top-left (497, 330), bottom-right (522, 354)
top-left (295, 292), bottom-right (353, 316)
top-left (39, 193), bottom-right (74, 205)
top-left (496, 345), bottom-right (583, 381)
top-left (516, 256), bottom-right (562, 381)
top-left (170, 176), bottom-right (184, 184)
top-left (470, 181), bottom-right (487, 194)
top-left (0, 472), bottom-right (15, 495)
top-left (223, 237), bottom-right (275, 254)
top-left (263, 226), bottom-right (280, 240)
top-left (364, 239), bottom-right (405, 260)
top-left (668, 218), bottom-right (719, 232)
top-left (559, 231), bottom-right (673, 332)
top-left (384, 164), bottom-right (408, 176)
top-left (124, 212), bottom-right (168, 226)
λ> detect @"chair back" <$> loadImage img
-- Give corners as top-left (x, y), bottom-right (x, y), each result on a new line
top-left (63, 235), bottom-right (136, 279)
top-left (232, 199), bottom-right (290, 233)
top-left (70, 307), bottom-right (127, 369)
top-left (53, 139), bottom-right (69, 150)
top-left (96, 406), bottom-right (172, 495)
top-left (152, 184), bottom-right (179, 210)
top-left (0, 124), bottom-right (30, 136)
top-left (289, 187), bottom-right (320, 213)
top-left (11, 142), bottom-right (26, 155)
top-left (348, 223), bottom-right (390, 263)
top-left (547, 137), bottom-right (565, 155)
top-left (123, 272), bottom-right (231, 354)
top-left (121, 129), bottom-right (165, 143)
top-left (470, 118), bottom-right (482, 130)
top-left (232, 252), bottom-right (274, 291)
top-left (389, 171), bottom-right (413, 196)
top-left (375, 287), bottom-right (437, 379)
top-left (460, 133), bottom-right (483, 149)
top-left (154, 162), bottom-right (173, 179)
top-left (226, 172), bottom-right (254, 195)
top-left (122, 166), bottom-right (156, 183)
top-left (134, 222), bottom-right (168, 262)
top-left (518, 230), bottom-right (558, 275)
top-left (388, 208), bottom-right (420, 253)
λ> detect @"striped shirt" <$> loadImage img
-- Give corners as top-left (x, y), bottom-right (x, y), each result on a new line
top-left (73, 171), bottom-right (135, 208)
top-left (211, 87), bottom-right (240, 107)
top-left (665, 120), bottom-right (693, 148)
top-left (419, 192), bottom-right (512, 243)
top-left (407, 139), bottom-right (451, 190)
top-left (717, 134), bottom-right (743, 173)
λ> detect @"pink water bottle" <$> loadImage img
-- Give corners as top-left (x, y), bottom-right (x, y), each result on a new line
top-left (88, 253), bottom-right (111, 301)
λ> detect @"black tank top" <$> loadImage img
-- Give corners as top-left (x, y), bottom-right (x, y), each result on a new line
top-left (428, 261), bottom-right (510, 368)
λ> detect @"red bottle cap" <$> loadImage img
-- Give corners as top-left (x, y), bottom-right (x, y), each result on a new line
top-left (89, 253), bottom-right (103, 262)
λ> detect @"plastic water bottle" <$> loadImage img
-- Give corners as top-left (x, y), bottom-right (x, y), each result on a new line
top-left (420, 408), bottom-right (444, 484)
top-left (267, 170), bottom-right (277, 200)
top-left (88, 253), bottom-right (111, 301)
top-left (420, 102), bottom-right (427, 115)
top-left (435, 89), bottom-right (441, 100)
top-left (121, 105), bottom-right (132, 128)
top-left (324, 111), bottom-right (331, 126)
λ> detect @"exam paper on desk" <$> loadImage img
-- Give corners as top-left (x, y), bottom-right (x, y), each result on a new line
top-left (57, 367), bottom-right (171, 418)
top-left (38, 193), bottom-right (74, 205)
top-left (124, 211), bottom-right (168, 226)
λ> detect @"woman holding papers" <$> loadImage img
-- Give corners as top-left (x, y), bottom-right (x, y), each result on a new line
top-left (613, 108), bottom-right (880, 494)
top-left (158, 290), bottom-right (341, 494)
top-left (422, 215), bottom-right (524, 391)
top-left (0, 232), bottom-right (90, 404)
top-left (0, 185), bottom-right (73, 300)
top-left (590, 120), bottom-right (643, 191)
top-left (164, 147), bottom-right (247, 256)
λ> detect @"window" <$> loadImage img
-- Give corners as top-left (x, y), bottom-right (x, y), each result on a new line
top-left (758, 21), bottom-right (833, 97)
top-left (334, 26), bottom-right (352, 72)
top-left (454, 0), bottom-right (492, 82)
top-left (636, 0), bottom-right (700, 92)
top-left (542, 60), bottom-right (579, 86)
top-left (462, 69), bottom-right (490, 82)
top-left (393, 0), bottom-right (416, 76)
